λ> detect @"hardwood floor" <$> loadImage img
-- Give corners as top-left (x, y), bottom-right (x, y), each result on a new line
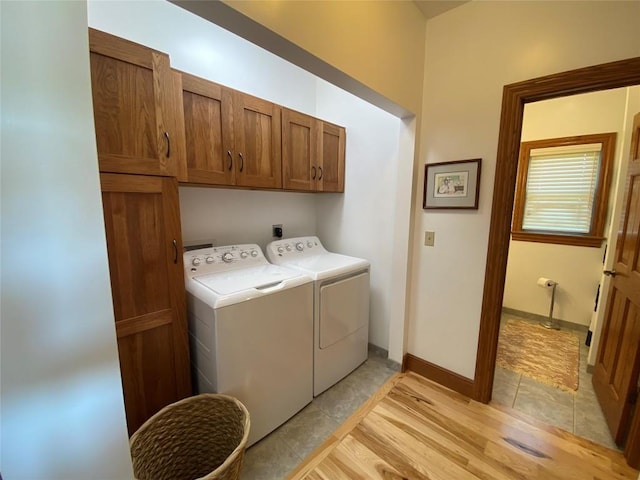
top-left (287, 372), bottom-right (638, 480)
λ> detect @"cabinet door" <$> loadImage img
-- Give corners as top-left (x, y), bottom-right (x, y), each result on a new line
top-left (100, 173), bottom-right (191, 435)
top-left (180, 72), bottom-right (235, 185)
top-left (319, 122), bottom-right (346, 192)
top-left (282, 109), bottom-right (319, 191)
top-left (234, 91), bottom-right (282, 189)
top-left (89, 29), bottom-right (185, 177)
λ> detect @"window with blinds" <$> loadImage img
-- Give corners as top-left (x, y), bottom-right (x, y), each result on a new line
top-left (523, 144), bottom-right (601, 233)
top-left (512, 133), bottom-right (616, 248)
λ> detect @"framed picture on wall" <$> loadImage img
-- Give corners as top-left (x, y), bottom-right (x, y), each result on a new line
top-left (423, 158), bottom-right (481, 209)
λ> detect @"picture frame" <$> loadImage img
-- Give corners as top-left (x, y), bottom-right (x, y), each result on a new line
top-left (423, 158), bottom-right (481, 210)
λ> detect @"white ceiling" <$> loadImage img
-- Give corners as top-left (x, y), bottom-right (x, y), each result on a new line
top-left (414, 0), bottom-right (469, 19)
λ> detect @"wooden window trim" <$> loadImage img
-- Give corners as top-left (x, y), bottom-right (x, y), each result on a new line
top-left (511, 132), bottom-right (617, 248)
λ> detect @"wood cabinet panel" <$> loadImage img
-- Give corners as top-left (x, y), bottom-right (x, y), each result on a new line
top-left (180, 72), bottom-right (234, 185)
top-left (234, 91), bottom-right (282, 189)
top-left (282, 109), bottom-right (318, 191)
top-left (116, 318), bottom-right (179, 434)
top-left (101, 173), bottom-right (190, 435)
top-left (101, 185), bottom-right (170, 321)
top-left (320, 122), bottom-right (345, 193)
top-left (282, 111), bottom-right (345, 193)
top-left (90, 28), bottom-right (344, 193)
top-left (89, 28), bottom-right (185, 177)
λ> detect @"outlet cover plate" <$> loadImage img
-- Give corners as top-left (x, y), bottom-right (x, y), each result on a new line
top-left (424, 231), bottom-right (435, 246)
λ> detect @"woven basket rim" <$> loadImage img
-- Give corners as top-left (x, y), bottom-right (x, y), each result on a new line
top-left (129, 393), bottom-right (251, 480)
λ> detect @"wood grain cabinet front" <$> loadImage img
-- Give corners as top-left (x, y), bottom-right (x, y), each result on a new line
top-left (282, 108), bottom-right (346, 193)
top-left (319, 121), bottom-right (346, 193)
top-left (100, 173), bottom-right (191, 435)
top-left (282, 108), bottom-right (319, 191)
top-left (233, 91), bottom-right (283, 189)
top-left (178, 72), bottom-right (235, 185)
top-left (179, 72), bottom-right (282, 189)
top-left (89, 28), bottom-right (186, 177)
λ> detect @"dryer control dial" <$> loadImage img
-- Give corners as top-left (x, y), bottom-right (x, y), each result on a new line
top-left (307, 241), bottom-right (313, 248)
top-left (285, 244), bottom-right (292, 251)
top-left (222, 252), bottom-right (234, 263)
top-left (251, 250), bottom-right (258, 257)
top-left (192, 257), bottom-right (201, 266)
top-left (240, 251), bottom-right (248, 259)
top-left (277, 246), bottom-right (284, 254)
top-left (295, 242), bottom-right (304, 251)
top-left (205, 256), bottom-right (215, 264)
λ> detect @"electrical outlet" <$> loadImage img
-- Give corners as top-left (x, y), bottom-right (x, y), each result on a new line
top-left (424, 231), bottom-right (435, 247)
top-left (272, 224), bottom-right (283, 238)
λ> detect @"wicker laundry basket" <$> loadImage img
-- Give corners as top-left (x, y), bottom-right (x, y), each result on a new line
top-left (130, 394), bottom-right (250, 480)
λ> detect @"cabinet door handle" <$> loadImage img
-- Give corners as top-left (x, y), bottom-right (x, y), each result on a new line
top-left (318, 166), bottom-right (323, 180)
top-left (172, 239), bottom-right (178, 264)
top-left (311, 166), bottom-right (316, 180)
top-left (164, 131), bottom-right (171, 158)
top-left (227, 150), bottom-right (233, 171)
top-left (239, 152), bottom-right (244, 172)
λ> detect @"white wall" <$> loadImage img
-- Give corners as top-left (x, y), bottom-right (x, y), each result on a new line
top-left (179, 188), bottom-right (317, 249)
top-left (503, 88), bottom-right (629, 327)
top-left (1, 1), bottom-right (134, 478)
top-left (315, 79), bottom-right (403, 350)
top-left (410, 1), bottom-right (640, 379)
top-left (88, 0), bottom-right (405, 353)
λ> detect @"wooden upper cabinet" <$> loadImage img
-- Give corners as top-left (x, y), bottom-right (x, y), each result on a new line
top-left (179, 74), bottom-right (283, 189)
top-left (319, 122), bottom-right (346, 192)
top-left (234, 91), bottom-right (282, 189)
top-left (89, 28), bottom-right (185, 177)
top-left (100, 173), bottom-right (191, 435)
top-left (282, 111), bottom-right (346, 193)
top-left (179, 71), bottom-right (234, 185)
top-left (282, 108), bottom-right (319, 191)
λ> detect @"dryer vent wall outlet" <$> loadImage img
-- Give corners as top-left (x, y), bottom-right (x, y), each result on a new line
top-left (272, 224), bottom-right (283, 238)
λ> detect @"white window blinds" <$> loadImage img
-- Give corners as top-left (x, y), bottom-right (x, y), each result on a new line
top-left (522, 143), bottom-right (602, 234)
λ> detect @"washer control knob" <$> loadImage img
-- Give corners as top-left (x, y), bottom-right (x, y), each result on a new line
top-left (296, 242), bottom-right (304, 251)
top-left (192, 257), bottom-right (201, 266)
top-left (277, 246), bottom-right (284, 254)
top-left (222, 252), bottom-right (233, 263)
top-left (307, 241), bottom-right (313, 248)
top-left (205, 256), bottom-right (214, 264)
top-left (240, 251), bottom-right (248, 259)
top-left (251, 250), bottom-right (258, 257)
top-left (285, 244), bottom-right (292, 251)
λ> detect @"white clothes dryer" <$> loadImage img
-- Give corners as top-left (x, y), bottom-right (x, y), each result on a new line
top-left (265, 236), bottom-right (370, 396)
top-left (184, 244), bottom-right (313, 446)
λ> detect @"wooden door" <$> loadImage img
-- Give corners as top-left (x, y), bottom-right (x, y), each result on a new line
top-left (233, 91), bottom-right (282, 189)
top-left (179, 72), bottom-right (235, 185)
top-left (319, 122), bottom-right (345, 192)
top-left (89, 28), bottom-right (185, 177)
top-left (282, 108), bottom-right (318, 191)
top-left (593, 112), bottom-right (640, 447)
top-left (100, 173), bottom-right (191, 435)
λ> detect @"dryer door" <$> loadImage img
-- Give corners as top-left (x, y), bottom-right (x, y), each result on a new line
top-left (319, 272), bottom-right (369, 349)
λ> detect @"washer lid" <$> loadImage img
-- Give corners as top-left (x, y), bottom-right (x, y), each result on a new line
top-left (276, 253), bottom-right (369, 280)
top-left (194, 264), bottom-right (303, 295)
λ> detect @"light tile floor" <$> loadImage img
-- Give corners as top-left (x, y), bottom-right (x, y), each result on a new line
top-left (240, 348), bottom-right (399, 480)
top-left (492, 312), bottom-right (618, 450)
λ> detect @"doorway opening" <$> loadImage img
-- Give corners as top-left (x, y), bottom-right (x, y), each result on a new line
top-left (472, 56), bottom-right (640, 467)
top-left (490, 88), bottom-right (634, 450)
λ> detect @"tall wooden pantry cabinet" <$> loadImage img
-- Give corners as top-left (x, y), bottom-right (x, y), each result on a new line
top-left (89, 28), bottom-right (191, 435)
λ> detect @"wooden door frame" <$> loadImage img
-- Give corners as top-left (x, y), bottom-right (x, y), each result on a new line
top-left (473, 57), bottom-right (640, 463)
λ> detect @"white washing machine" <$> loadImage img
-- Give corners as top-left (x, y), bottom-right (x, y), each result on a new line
top-left (266, 236), bottom-right (370, 396)
top-left (184, 244), bottom-right (313, 446)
